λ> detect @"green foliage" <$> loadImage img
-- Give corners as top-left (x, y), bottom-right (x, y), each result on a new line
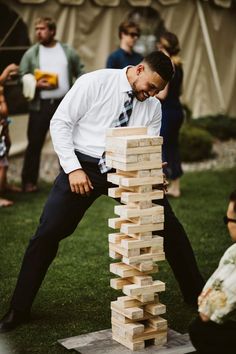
top-left (180, 124), bottom-right (214, 162)
top-left (0, 169), bottom-right (235, 353)
top-left (192, 115), bottom-right (236, 141)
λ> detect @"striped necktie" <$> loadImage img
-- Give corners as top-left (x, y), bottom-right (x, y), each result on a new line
top-left (98, 90), bottom-right (134, 174)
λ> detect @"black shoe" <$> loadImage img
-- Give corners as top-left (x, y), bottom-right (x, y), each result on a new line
top-left (0, 308), bottom-right (30, 333)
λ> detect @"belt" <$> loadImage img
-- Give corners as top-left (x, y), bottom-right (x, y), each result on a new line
top-left (75, 151), bottom-right (100, 164)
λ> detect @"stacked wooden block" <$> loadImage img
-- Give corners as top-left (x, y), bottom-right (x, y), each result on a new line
top-left (106, 126), bottom-right (167, 351)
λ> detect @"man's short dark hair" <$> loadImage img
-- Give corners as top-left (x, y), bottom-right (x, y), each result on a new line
top-left (35, 17), bottom-right (56, 33)
top-left (118, 20), bottom-right (140, 39)
top-left (143, 50), bottom-right (174, 82)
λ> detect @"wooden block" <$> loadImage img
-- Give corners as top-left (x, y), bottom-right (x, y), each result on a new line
top-left (121, 190), bottom-right (163, 203)
top-left (108, 217), bottom-right (128, 229)
top-left (122, 280), bottom-right (165, 296)
top-left (120, 175), bottom-right (163, 187)
top-left (108, 233), bottom-right (127, 243)
top-left (112, 320), bottom-right (144, 337)
top-left (106, 144), bottom-right (161, 155)
top-left (110, 262), bottom-right (158, 278)
top-left (145, 303), bottom-right (166, 316)
top-left (106, 126), bottom-right (147, 137)
top-left (107, 173), bottom-right (122, 185)
top-left (112, 333), bottom-right (144, 351)
top-left (134, 201), bottom-right (153, 209)
top-left (108, 187), bottom-right (128, 198)
top-left (106, 159), bottom-right (162, 171)
top-left (131, 261), bottom-right (155, 272)
top-left (127, 275), bottom-right (153, 286)
top-left (110, 278), bottom-right (131, 290)
top-left (154, 332), bottom-right (167, 347)
top-left (109, 249), bottom-right (122, 259)
top-left (111, 311), bottom-right (132, 324)
top-left (130, 214), bottom-right (164, 225)
top-left (111, 300), bottom-right (143, 320)
top-left (109, 243), bottom-right (140, 257)
top-left (106, 152), bottom-right (138, 163)
top-left (122, 251), bottom-right (165, 265)
top-left (136, 293), bottom-right (155, 303)
top-left (121, 236), bottom-right (163, 250)
top-left (147, 316), bottom-right (168, 331)
top-left (117, 169), bottom-right (151, 177)
top-left (120, 222), bottom-right (164, 234)
top-left (117, 296), bottom-right (142, 308)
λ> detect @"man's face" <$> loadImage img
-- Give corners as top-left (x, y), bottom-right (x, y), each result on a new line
top-left (35, 22), bottom-right (55, 45)
top-left (121, 27), bottom-right (140, 49)
top-left (131, 64), bottom-right (167, 102)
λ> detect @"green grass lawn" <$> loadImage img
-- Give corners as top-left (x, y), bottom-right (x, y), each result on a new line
top-left (0, 167), bottom-right (235, 353)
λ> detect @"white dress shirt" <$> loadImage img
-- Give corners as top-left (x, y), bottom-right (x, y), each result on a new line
top-left (39, 43), bottom-right (70, 99)
top-left (50, 67), bottom-right (162, 173)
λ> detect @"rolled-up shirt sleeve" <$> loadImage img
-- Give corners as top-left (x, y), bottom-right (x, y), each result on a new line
top-left (50, 76), bottom-right (90, 174)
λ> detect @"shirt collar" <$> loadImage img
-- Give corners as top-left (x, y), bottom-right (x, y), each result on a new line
top-left (120, 66), bottom-right (133, 93)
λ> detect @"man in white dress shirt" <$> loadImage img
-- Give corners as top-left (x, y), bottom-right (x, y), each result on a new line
top-left (20, 17), bottom-right (83, 192)
top-left (0, 51), bottom-right (204, 332)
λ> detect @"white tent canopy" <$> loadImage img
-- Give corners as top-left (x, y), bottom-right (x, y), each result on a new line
top-left (2, 0), bottom-right (236, 117)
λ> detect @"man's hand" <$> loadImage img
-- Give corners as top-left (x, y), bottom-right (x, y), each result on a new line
top-left (36, 78), bottom-right (55, 90)
top-left (68, 169), bottom-right (94, 196)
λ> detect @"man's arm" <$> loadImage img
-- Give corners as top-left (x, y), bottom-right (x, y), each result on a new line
top-left (50, 75), bottom-right (94, 195)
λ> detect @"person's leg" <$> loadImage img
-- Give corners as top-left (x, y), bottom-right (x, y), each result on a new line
top-left (21, 101), bottom-right (59, 190)
top-left (11, 170), bottom-right (101, 312)
top-left (189, 316), bottom-right (236, 354)
top-left (154, 196), bottom-right (204, 304)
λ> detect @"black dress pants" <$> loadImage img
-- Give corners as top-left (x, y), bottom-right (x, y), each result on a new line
top-left (189, 315), bottom-right (236, 354)
top-left (11, 156), bottom-right (204, 312)
top-left (21, 99), bottom-right (61, 187)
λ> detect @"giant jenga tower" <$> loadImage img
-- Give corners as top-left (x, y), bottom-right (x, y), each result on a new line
top-left (105, 127), bottom-right (167, 351)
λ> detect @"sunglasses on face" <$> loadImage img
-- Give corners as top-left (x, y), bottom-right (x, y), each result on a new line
top-left (223, 215), bottom-right (236, 225)
top-left (125, 32), bottom-right (140, 38)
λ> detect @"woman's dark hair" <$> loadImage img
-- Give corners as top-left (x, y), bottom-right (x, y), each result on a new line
top-left (143, 50), bottom-right (174, 82)
top-left (159, 31), bottom-right (180, 56)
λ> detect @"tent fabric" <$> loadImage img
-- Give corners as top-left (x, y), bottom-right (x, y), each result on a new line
top-left (16, 0), bottom-right (234, 7)
top-left (5, 0), bottom-right (236, 117)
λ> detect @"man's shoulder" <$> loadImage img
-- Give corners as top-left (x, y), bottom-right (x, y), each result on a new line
top-left (24, 43), bottom-right (39, 56)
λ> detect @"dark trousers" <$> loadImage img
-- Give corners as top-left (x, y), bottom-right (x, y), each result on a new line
top-left (11, 155), bottom-right (204, 312)
top-left (189, 315), bottom-right (236, 354)
top-left (21, 99), bottom-right (62, 186)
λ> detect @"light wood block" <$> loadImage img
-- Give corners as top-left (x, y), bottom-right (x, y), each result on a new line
top-left (145, 303), bottom-right (166, 316)
top-left (110, 262), bottom-right (158, 278)
top-left (126, 275), bottom-right (153, 286)
top-left (120, 222), bottom-right (164, 234)
top-left (106, 126), bottom-right (147, 137)
top-left (111, 301), bottom-right (144, 320)
top-left (122, 252), bottom-right (165, 265)
top-left (121, 237), bottom-right (163, 250)
top-left (121, 190), bottom-right (163, 203)
top-left (122, 280), bottom-right (165, 296)
top-left (109, 243), bottom-right (140, 257)
top-left (106, 144), bottom-right (162, 155)
top-left (112, 333), bottom-right (144, 351)
top-left (110, 278), bottom-right (131, 290)
top-left (106, 158), bottom-right (162, 171)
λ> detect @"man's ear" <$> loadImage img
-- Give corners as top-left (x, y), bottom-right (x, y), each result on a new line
top-left (136, 64), bottom-right (144, 76)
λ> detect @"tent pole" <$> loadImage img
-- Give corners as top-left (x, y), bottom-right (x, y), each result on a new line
top-left (196, 0), bottom-right (226, 113)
